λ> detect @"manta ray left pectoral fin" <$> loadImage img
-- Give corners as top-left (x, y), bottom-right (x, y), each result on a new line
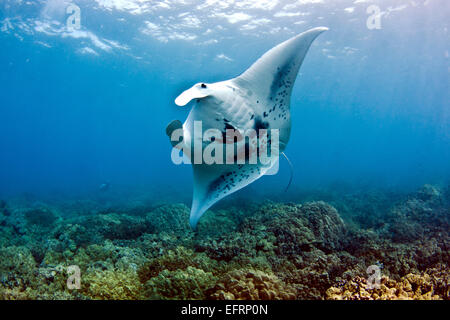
top-left (189, 162), bottom-right (273, 230)
top-left (166, 119), bottom-right (184, 148)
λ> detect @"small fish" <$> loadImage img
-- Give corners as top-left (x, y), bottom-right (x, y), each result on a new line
top-left (99, 182), bottom-right (110, 192)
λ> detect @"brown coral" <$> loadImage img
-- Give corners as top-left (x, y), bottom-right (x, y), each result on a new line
top-left (326, 269), bottom-right (447, 300)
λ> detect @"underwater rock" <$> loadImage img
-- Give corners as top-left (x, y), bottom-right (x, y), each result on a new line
top-left (80, 213), bottom-right (153, 240)
top-left (245, 201), bottom-right (346, 255)
top-left (245, 203), bottom-right (316, 256)
top-left (35, 265), bottom-right (63, 283)
top-left (416, 184), bottom-right (442, 202)
top-left (385, 186), bottom-right (449, 243)
top-left (25, 207), bottom-right (59, 227)
top-left (29, 243), bottom-right (47, 265)
top-left (138, 246), bottom-right (217, 283)
top-left (0, 212), bottom-right (5, 227)
top-left (1, 208), bottom-right (29, 236)
top-left (81, 268), bottom-right (144, 300)
top-left (146, 204), bottom-right (190, 234)
top-left (52, 223), bottom-right (101, 251)
top-left (81, 241), bottom-right (146, 271)
top-left (196, 206), bottom-right (251, 236)
top-left (301, 202), bottom-right (347, 252)
top-left (0, 185), bottom-right (447, 300)
top-left (0, 200), bottom-right (10, 217)
top-left (209, 269), bottom-right (296, 300)
top-left (194, 231), bottom-right (256, 262)
top-left (444, 185), bottom-right (450, 204)
top-left (144, 267), bottom-right (217, 300)
top-left (333, 191), bottom-right (395, 230)
top-left (0, 246), bottom-right (37, 295)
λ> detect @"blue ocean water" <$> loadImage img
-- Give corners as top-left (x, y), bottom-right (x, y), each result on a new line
top-left (0, 0), bottom-right (449, 199)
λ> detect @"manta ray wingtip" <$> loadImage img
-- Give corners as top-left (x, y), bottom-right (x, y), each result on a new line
top-left (309, 26), bottom-right (328, 32)
top-left (304, 26), bottom-right (329, 36)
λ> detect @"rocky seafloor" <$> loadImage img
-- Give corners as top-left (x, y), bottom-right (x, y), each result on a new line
top-left (0, 184), bottom-right (448, 300)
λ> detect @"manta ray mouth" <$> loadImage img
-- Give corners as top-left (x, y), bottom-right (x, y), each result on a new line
top-left (168, 120), bottom-right (280, 167)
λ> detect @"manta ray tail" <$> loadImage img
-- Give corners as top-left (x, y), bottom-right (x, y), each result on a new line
top-left (281, 152), bottom-right (293, 192)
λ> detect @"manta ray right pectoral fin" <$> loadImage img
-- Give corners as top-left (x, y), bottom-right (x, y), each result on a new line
top-left (234, 27), bottom-right (328, 101)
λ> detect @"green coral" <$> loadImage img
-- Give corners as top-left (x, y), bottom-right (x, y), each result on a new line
top-left (25, 208), bottom-right (59, 227)
top-left (144, 267), bottom-right (216, 300)
top-left (209, 269), bottom-right (297, 300)
top-left (138, 246), bottom-right (218, 282)
top-left (81, 269), bottom-right (144, 300)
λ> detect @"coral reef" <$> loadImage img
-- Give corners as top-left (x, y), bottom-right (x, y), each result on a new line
top-left (144, 267), bottom-right (216, 300)
top-left (0, 184), bottom-right (448, 300)
top-left (81, 269), bottom-right (144, 300)
top-left (209, 269), bottom-right (296, 300)
top-left (326, 266), bottom-right (448, 300)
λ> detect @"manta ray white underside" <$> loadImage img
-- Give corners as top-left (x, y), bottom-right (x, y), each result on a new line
top-left (167, 27), bottom-right (328, 230)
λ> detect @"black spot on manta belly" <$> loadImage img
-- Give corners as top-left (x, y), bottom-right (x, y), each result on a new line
top-left (224, 122), bottom-right (235, 130)
top-left (254, 116), bottom-right (269, 131)
top-left (269, 62), bottom-right (292, 101)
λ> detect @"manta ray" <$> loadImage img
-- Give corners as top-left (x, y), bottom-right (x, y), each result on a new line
top-left (167, 27), bottom-right (328, 230)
